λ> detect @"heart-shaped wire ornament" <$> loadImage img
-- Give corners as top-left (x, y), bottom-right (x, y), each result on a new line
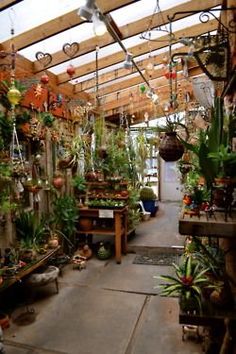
top-left (35, 51), bottom-right (52, 68)
top-left (62, 42), bottom-right (80, 58)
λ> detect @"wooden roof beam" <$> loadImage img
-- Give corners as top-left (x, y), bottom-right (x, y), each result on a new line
top-left (31, 0), bottom-right (222, 72)
top-left (74, 47), bottom-right (196, 93)
top-left (0, 0), bottom-right (138, 52)
top-left (57, 19), bottom-right (218, 85)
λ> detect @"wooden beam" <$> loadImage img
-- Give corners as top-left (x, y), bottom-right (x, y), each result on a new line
top-left (0, 0), bottom-right (138, 51)
top-left (31, 0), bottom-right (222, 72)
top-left (57, 19), bottom-right (218, 85)
top-left (74, 47), bottom-right (189, 92)
top-left (0, 0), bottom-right (23, 11)
top-left (102, 77), bottom-right (193, 112)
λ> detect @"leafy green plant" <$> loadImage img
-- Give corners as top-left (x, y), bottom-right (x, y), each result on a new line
top-left (40, 112), bottom-right (55, 127)
top-left (51, 195), bottom-right (78, 251)
top-left (155, 256), bottom-right (210, 313)
top-left (15, 210), bottom-right (46, 249)
top-left (139, 186), bottom-right (157, 201)
top-left (208, 144), bottom-right (236, 178)
top-left (0, 111), bottom-right (13, 151)
top-left (72, 175), bottom-right (86, 193)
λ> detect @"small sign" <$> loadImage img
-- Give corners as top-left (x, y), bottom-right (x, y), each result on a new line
top-left (99, 209), bottom-right (114, 218)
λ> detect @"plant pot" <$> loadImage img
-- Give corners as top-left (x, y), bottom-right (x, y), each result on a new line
top-left (52, 176), bottom-right (65, 189)
top-left (142, 200), bottom-right (159, 217)
top-left (48, 237), bottom-right (59, 249)
top-left (179, 294), bottom-right (200, 314)
top-left (58, 156), bottom-right (73, 169)
top-left (78, 217), bottom-right (93, 231)
top-left (159, 132), bottom-right (184, 162)
top-left (0, 312), bottom-right (10, 329)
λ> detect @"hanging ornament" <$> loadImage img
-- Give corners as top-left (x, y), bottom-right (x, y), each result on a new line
top-left (140, 84), bottom-right (146, 93)
top-left (162, 56), bottom-right (169, 65)
top-left (66, 64), bottom-right (76, 77)
top-left (40, 73), bottom-right (49, 84)
top-left (145, 60), bottom-right (154, 77)
top-left (7, 86), bottom-right (21, 105)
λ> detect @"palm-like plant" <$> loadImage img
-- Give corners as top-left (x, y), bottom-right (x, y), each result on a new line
top-left (15, 210), bottom-right (46, 249)
top-left (154, 256), bottom-right (210, 313)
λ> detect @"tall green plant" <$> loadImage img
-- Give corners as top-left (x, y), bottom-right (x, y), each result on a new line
top-left (181, 97), bottom-right (225, 187)
top-left (51, 195), bottom-right (78, 250)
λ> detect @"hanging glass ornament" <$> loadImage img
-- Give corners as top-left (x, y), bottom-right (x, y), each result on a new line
top-left (140, 84), bottom-right (146, 93)
top-left (67, 64), bottom-right (76, 77)
top-left (40, 73), bottom-right (49, 84)
top-left (7, 86), bottom-right (21, 105)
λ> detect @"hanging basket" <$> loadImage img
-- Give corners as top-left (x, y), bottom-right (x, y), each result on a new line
top-left (159, 132), bottom-right (184, 162)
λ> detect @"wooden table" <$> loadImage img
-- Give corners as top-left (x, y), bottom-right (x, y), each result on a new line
top-left (77, 207), bottom-right (128, 264)
top-left (179, 210), bottom-right (236, 238)
top-left (0, 247), bottom-right (60, 292)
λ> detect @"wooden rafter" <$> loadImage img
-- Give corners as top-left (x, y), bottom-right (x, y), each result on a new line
top-left (31, 0), bottom-right (222, 73)
top-left (69, 19), bottom-right (217, 92)
top-left (0, 0), bottom-right (138, 51)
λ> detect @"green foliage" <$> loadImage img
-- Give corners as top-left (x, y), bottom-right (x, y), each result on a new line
top-left (208, 144), bottom-right (236, 177)
top-left (0, 111), bottom-right (13, 150)
top-left (72, 175), bottom-right (86, 192)
top-left (40, 112), bottom-right (55, 127)
top-left (181, 97), bottom-right (225, 187)
top-left (15, 210), bottom-right (46, 249)
top-left (51, 195), bottom-right (78, 239)
top-left (139, 186), bottom-right (157, 201)
top-left (155, 255), bottom-right (210, 312)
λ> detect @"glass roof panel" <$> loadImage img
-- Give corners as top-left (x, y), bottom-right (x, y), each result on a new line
top-left (19, 23), bottom-right (96, 61)
top-left (0, 0), bottom-right (84, 42)
top-left (111, 0), bottom-right (190, 27)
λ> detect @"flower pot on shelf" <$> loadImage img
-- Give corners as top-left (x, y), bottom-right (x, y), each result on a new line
top-left (78, 217), bottom-right (93, 231)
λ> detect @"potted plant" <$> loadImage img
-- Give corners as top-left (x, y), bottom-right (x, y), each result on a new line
top-left (139, 186), bottom-right (158, 216)
top-left (157, 114), bottom-right (187, 162)
top-left (51, 195), bottom-right (78, 254)
top-left (15, 210), bottom-right (47, 262)
top-left (155, 255), bottom-right (210, 313)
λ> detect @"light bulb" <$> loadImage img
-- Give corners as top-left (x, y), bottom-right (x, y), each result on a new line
top-left (92, 11), bottom-right (107, 36)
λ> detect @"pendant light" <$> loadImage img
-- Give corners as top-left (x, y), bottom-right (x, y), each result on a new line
top-left (92, 10), bottom-right (107, 36)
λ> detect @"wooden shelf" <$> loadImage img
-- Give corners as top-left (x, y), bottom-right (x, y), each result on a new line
top-left (179, 210), bottom-right (236, 237)
top-left (77, 227), bottom-right (125, 236)
top-left (179, 302), bottom-right (236, 327)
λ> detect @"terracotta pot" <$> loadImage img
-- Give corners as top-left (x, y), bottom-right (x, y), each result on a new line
top-left (52, 176), bottom-right (65, 189)
top-left (48, 237), bottom-right (59, 249)
top-left (159, 132), bottom-right (184, 162)
top-left (78, 217), bottom-right (93, 231)
top-left (0, 312), bottom-right (10, 329)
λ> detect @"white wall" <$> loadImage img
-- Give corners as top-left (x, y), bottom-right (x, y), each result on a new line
top-left (159, 159), bottom-right (182, 201)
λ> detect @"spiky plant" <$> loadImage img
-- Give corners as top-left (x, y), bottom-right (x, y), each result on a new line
top-left (154, 255), bottom-right (210, 312)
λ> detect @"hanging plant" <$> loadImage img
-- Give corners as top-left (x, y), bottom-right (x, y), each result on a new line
top-left (157, 115), bottom-right (188, 162)
top-left (39, 112), bottom-right (55, 127)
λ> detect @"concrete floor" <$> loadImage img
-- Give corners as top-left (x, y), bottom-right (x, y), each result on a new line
top-left (2, 202), bottom-right (202, 354)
